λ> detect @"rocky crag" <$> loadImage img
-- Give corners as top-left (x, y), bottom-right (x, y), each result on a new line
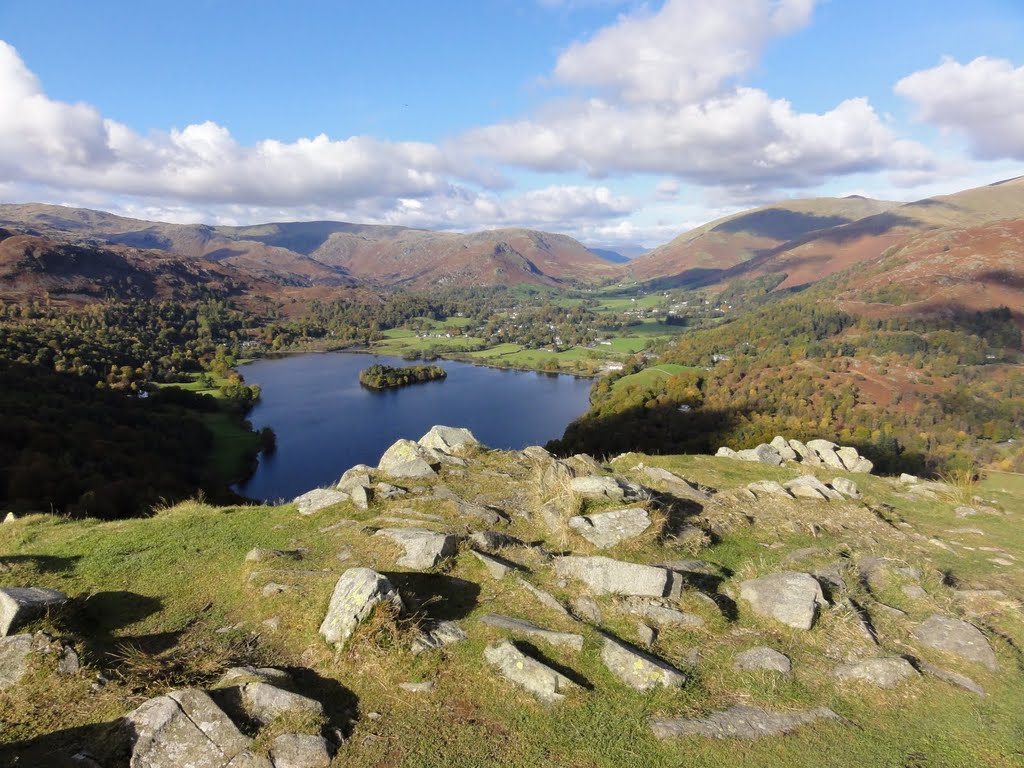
top-left (0, 427), bottom-right (1020, 767)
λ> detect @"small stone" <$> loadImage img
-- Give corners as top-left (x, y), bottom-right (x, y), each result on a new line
top-left (919, 661), bottom-right (985, 697)
top-left (621, 598), bottom-right (704, 628)
top-left (57, 645), bottom-right (80, 675)
top-left (833, 657), bottom-right (917, 688)
top-left (568, 475), bottom-right (644, 502)
top-left (902, 584), bottom-right (928, 600)
top-left (350, 485), bottom-right (372, 510)
top-left (715, 447), bottom-right (738, 459)
top-left (468, 530), bottom-right (524, 552)
top-left (261, 583), bottom-right (290, 597)
top-left (831, 478), bottom-right (860, 498)
top-left (472, 551), bottom-right (520, 579)
top-left (747, 480), bottom-right (793, 498)
top-left (262, 617), bottom-right (280, 632)
top-left (636, 622), bottom-right (657, 648)
top-left (570, 595), bottom-right (602, 624)
top-left (734, 647), bottom-right (791, 675)
top-left (337, 466), bottom-right (373, 493)
top-left (784, 475), bottom-right (841, 501)
top-left (217, 666), bottom-right (292, 688)
top-left (412, 620), bottom-right (467, 653)
top-left (517, 578), bottom-right (572, 617)
top-left (232, 682), bottom-right (324, 726)
top-left (955, 506), bottom-right (979, 518)
top-left (399, 681), bottom-right (435, 693)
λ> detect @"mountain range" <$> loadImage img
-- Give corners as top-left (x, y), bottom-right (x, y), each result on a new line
top-left (1, 175), bottom-right (1022, 324)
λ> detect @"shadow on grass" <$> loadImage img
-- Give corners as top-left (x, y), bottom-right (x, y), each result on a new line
top-left (383, 573), bottom-right (481, 622)
top-left (513, 640), bottom-right (593, 691)
top-left (0, 553), bottom-right (81, 573)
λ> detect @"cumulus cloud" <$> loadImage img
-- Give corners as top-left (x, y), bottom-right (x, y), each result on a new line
top-left (895, 56), bottom-right (1024, 160)
top-left (0, 40), bottom-right (457, 209)
top-left (456, 0), bottom-right (933, 190)
top-left (553, 0), bottom-right (814, 103)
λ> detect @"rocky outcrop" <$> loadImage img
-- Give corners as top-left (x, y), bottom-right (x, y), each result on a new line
top-left (0, 587), bottom-right (67, 636)
top-left (739, 571), bottom-right (826, 630)
top-left (484, 641), bottom-right (579, 704)
top-left (718, 436), bottom-right (873, 473)
top-left (269, 734), bottom-right (333, 768)
top-left (319, 568), bottom-right (404, 648)
top-left (568, 475), bottom-right (646, 502)
top-left (567, 507), bottom-right (652, 548)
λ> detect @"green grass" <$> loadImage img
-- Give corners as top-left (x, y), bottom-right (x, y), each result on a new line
top-left (4, 448), bottom-right (1021, 767)
top-left (612, 364), bottom-right (703, 391)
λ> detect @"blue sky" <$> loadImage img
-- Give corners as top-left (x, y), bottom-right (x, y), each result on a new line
top-left (1, 0), bottom-right (1022, 249)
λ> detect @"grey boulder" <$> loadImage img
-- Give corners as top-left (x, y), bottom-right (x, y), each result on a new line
top-left (912, 615), bottom-right (998, 671)
top-left (831, 477), bottom-right (861, 498)
top-left (600, 635), bottom-right (686, 691)
top-left (418, 425), bottom-right (480, 455)
top-left (484, 641), bottom-right (579, 704)
top-left (374, 528), bottom-right (458, 570)
top-left (734, 647), bottom-right (791, 675)
top-left (651, 705), bottom-right (840, 740)
top-left (377, 439), bottom-right (440, 479)
top-left (294, 488), bottom-right (348, 516)
top-left (269, 734), bottom-right (332, 768)
top-left (833, 657), bottom-right (917, 688)
top-left (479, 613), bottom-right (584, 651)
top-left (319, 568), bottom-right (404, 648)
top-left (567, 507), bottom-right (652, 548)
top-left (0, 587), bottom-right (67, 636)
top-left (554, 556), bottom-right (677, 598)
top-left (739, 571), bottom-right (826, 630)
top-left (568, 475), bottom-right (644, 502)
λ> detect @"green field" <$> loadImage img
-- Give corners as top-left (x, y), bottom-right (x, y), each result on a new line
top-left (612, 364), bottom-right (703, 391)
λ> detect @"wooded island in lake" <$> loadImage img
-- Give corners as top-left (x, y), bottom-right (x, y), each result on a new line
top-left (358, 363), bottom-right (447, 390)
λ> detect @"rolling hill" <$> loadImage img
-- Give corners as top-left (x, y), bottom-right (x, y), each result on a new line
top-left (0, 205), bottom-right (615, 290)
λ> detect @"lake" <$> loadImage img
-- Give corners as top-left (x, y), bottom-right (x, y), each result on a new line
top-left (234, 351), bottom-right (593, 502)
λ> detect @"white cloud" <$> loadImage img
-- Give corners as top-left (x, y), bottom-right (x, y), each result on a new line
top-left (655, 179), bottom-right (680, 198)
top-left (895, 56), bottom-right (1024, 160)
top-left (553, 0), bottom-right (815, 104)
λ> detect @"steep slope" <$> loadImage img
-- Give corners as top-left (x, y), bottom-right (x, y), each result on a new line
top-left (730, 176), bottom-right (1024, 290)
top-left (0, 204), bottom-right (614, 289)
top-left (0, 230), bottom-right (261, 305)
top-left (628, 196), bottom-right (897, 283)
top-left (831, 217), bottom-right (1024, 327)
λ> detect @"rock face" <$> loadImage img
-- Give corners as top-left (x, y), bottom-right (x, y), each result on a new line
top-left (739, 571), bottom-right (826, 630)
top-left (125, 688), bottom-right (253, 768)
top-left (319, 568), bottom-right (404, 648)
top-left (554, 556), bottom-right (676, 598)
top-left (912, 615), bottom-right (998, 671)
top-left (377, 439), bottom-right (440, 479)
top-left (567, 507), bottom-right (652, 548)
top-left (479, 614), bottom-right (584, 651)
top-left (0, 587), bottom-right (67, 636)
top-left (734, 647), bottom-right (791, 675)
top-left (651, 705), bottom-right (840, 740)
top-left (833, 657), bottom-right (917, 688)
top-left (600, 635), bottom-right (686, 691)
top-left (294, 488), bottom-right (348, 516)
top-left (418, 425), bottom-right (479, 455)
top-left (374, 528), bottom-right (458, 570)
top-left (721, 437), bottom-right (873, 474)
top-left (484, 641), bottom-right (579, 704)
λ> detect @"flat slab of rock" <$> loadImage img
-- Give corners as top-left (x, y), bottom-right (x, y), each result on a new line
top-left (378, 439), bottom-right (439, 479)
top-left (734, 647), bottom-right (791, 675)
top-left (374, 528), bottom-right (458, 570)
top-left (468, 530), bottom-right (525, 552)
top-left (831, 477), bottom-right (860, 498)
top-left (735, 444), bottom-right (783, 466)
top-left (0, 633), bottom-right (48, 689)
top-left (912, 614), bottom-right (998, 671)
top-left (651, 705), bottom-right (840, 740)
top-left (739, 571), bottom-right (825, 630)
top-left (784, 475), bottom-right (841, 501)
top-left (567, 507), bottom-right (652, 548)
top-left (319, 568), bottom-right (404, 648)
top-left (517, 578), bottom-right (572, 617)
top-left (0, 587), bottom-right (67, 636)
top-left (480, 613), bottom-right (584, 651)
top-left (125, 688), bottom-right (252, 768)
top-left (484, 641), bottom-right (579, 704)
top-left (919, 661), bottom-right (986, 697)
top-left (554, 556), bottom-right (675, 597)
top-left (294, 488), bottom-right (348, 516)
top-left (269, 734), bottom-right (332, 768)
top-left (639, 466), bottom-right (709, 502)
top-left (833, 657), bottom-right (917, 688)
top-left (419, 425), bottom-right (479, 455)
top-left (747, 480), bottom-right (793, 498)
top-left (601, 635), bottom-right (686, 691)
top-left (234, 682), bottom-right (324, 726)
top-left (217, 666), bottom-right (292, 688)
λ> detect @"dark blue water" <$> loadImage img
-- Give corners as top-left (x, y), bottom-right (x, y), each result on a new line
top-left (234, 352), bottom-right (593, 502)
